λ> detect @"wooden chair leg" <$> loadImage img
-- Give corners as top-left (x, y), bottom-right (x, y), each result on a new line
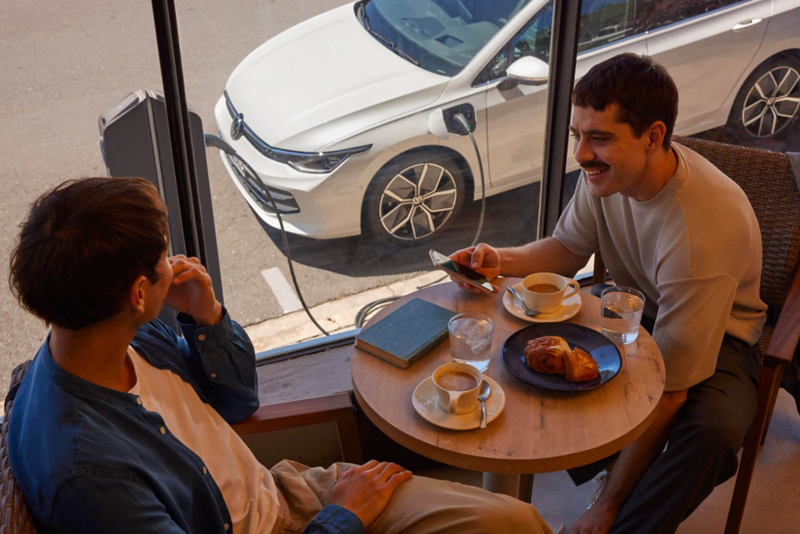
top-left (335, 418), bottom-right (364, 464)
top-left (724, 365), bottom-right (782, 534)
top-left (592, 252), bottom-right (606, 286)
top-left (518, 474), bottom-right (534, 503)
top-left (760, 365), bottom-right (784, 446)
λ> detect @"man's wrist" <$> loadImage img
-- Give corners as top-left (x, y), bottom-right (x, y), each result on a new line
top-left (495, 247), bottom-right (505, 277)
top-left (194, 302), bottom-right (223, 327)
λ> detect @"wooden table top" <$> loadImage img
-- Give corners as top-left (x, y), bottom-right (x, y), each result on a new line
top-left (351, 278), bottom-right (666, 474)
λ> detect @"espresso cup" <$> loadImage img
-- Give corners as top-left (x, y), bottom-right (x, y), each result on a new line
top-left (432, 362), bottom-right (482, 415)
top-left (522, 272), bottom-right (580, 314)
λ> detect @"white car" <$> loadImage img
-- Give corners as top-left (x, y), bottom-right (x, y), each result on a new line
top-left (216, 0), bottom-right (800, 244)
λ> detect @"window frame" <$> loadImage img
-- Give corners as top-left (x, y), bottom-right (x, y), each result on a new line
top-left (152, 0), bottom-right (586, 362)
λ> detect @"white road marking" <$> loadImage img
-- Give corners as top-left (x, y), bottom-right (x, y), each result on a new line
top-left (261, 268), bottom-right (303, 314)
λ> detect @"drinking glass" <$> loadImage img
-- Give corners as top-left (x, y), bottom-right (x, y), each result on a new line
top-left (448, 312), bottom-right (493, 372)
top-left (600, 286), bottom-right (646, 344)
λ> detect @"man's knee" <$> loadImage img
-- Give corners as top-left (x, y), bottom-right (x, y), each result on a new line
top-left (471, 496), bottom-right (550, 534)
top-left (681, 418), bottom-right (744, 481)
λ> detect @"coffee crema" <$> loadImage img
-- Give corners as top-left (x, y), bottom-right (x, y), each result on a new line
top-left (436, 370), bottom-right (479, 391)
top-left (525, 283), bottom-right (560, 294)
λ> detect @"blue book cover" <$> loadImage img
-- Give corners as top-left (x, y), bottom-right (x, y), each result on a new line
top-left (355, 298), bottom-right (457, 369)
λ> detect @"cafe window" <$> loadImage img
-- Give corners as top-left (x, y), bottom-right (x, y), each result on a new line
top-left (175, 0), bottom-right (552, 356)
top-left (2, 0), bottom-right (799, 386)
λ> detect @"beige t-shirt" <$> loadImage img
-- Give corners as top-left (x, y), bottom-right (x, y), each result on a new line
top-left (553, 142), bottom-right (767, 391)
top-left (128, 348), bottom-right (279, 534)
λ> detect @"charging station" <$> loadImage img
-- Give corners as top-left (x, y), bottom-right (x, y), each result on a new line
top-left (98, 90), bottom-right (225, 328)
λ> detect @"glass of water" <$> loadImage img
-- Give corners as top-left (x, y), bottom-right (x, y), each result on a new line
top-left (448, 312), bottom-right (493, 372)
top-left (600, 286), bottom-right (646, 344)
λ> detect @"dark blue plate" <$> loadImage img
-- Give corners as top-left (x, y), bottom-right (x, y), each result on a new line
top-left (501, 323), bottom-right (621, 391)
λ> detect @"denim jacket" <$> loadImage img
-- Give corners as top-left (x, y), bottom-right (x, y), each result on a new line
top-left (7, 310), bottom-right (362, 534)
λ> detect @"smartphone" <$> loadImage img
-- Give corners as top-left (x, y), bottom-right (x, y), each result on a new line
top-left (429, 250), bottom-right (495, 293)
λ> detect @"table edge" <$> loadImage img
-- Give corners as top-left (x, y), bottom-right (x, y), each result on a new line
top-left (352, 376), bottom-right (660, 474)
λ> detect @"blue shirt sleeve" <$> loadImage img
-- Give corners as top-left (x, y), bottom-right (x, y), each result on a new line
top-left (304, 505), bottom-right (364, 534)
top-left (175, 307), bottom-right (260, 423)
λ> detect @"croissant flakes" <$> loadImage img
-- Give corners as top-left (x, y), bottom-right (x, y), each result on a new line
top-left (523, 335), bottom-right (599, 382)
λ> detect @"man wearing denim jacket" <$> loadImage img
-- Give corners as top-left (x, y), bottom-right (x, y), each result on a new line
top-left (7, 177), bottom-right (550, 534)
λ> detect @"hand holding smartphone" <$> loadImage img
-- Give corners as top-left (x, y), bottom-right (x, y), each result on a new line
top-left (429, 250), bottom-right (496, 293)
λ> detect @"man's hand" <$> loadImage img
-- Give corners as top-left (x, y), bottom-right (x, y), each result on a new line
top-left (164, 255), bottom-right (223, 326)
top-left (449, 243), bottom-right (502, 293)
top-left (330, 461), bottom-right (413, 529)
top-left (569, 501), bottom-right (618, 534)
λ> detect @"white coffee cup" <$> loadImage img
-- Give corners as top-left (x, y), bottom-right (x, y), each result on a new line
top-left (522, 272), bottom-right (580, 314)
top-left (432, 362), bottom-right (482, 415)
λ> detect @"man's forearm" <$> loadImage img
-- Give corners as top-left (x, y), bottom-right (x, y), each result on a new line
top-left (498, 237), bottom-right (590, 278)
top-left (597, 390), bottom-right (688, 513)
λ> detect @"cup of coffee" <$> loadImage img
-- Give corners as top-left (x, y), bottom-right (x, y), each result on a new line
top-left (521, 272), bottom-right (580, 314)
top-left (432, 362), bottom-right (482, 415)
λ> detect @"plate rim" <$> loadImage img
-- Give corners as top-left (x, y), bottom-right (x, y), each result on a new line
top-left (412, 375), bottom-right (506, 430)
top-left (501, 323), bottom-right (621, 392)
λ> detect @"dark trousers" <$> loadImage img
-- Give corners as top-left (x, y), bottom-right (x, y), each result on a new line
top-left (569, 290), bottom-right (760, 534)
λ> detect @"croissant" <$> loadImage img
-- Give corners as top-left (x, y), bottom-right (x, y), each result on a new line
top-left (563, 347), bottom-right (600, 382)
top-left (523, 336), bottom-right (570, 375)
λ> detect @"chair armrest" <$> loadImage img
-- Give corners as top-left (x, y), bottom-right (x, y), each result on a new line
top-left (230, 392), bottom-right (355, 436)
top-left (765, 266), bottom-right (800, 368)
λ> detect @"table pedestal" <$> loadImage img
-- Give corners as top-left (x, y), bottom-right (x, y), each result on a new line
top-left (482, 473), bottom-right (534, 502)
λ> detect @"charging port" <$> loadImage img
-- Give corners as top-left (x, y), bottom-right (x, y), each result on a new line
top-left (443, 103), bottom-right (476, 135)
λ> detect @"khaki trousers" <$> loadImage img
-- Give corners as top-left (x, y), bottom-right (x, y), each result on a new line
top-left (269, 460), bottom-right (552, 534)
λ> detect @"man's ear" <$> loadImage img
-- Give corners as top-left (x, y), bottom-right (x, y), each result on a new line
top-left (129, 275), bottom-right (149, 315)
top-left (645, 121), bottom-right (668, 152)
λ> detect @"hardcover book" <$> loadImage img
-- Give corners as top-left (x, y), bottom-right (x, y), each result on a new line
top-left (355, 298), bottom-right (457, 369)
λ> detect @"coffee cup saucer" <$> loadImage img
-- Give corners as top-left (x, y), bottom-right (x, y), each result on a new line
top-left (412, 375), bottom-right (505, 430)
top-left (503, 282), bottom-right (582, 323)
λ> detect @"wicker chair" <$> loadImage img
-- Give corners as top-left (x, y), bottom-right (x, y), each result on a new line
top-left (593, 136), bottom-right (800, 534)
top-left (0, 360), bottom-right (362, 533)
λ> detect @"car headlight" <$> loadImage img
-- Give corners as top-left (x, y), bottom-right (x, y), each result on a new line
top-left (283, 147), bottom-right (371, 174)
top-left (225, 90), bottom-right (371, 174)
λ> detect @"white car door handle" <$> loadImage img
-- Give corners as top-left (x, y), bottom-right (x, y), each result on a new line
top-left (732, 19), bottom-right (762, 31)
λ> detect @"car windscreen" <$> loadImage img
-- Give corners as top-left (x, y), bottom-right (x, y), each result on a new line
top-left (362, 0), bottom-right (532, 76)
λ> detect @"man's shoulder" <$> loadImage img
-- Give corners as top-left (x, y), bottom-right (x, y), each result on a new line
top-left (674, 142), bottom-right (750, 202)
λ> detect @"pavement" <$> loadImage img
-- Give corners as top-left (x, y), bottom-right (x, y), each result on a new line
top-left (245, 270), bottom-right (445, 353)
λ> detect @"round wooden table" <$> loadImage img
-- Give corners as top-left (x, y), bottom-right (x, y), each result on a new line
top-left (351, 278), bottom-right (665, 498)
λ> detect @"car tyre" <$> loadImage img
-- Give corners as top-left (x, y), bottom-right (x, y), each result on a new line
top-left (728, 55), bottom-right (800, 139)
top-left (363, 153), bottom-right (466, 246)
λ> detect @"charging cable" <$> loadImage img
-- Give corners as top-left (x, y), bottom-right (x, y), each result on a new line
top-left (208, 111), bottom-right (489, 335)
top-left (355, 111), bottom-right (489, 326)
top-left (205, 135), bottom-right (329, 336)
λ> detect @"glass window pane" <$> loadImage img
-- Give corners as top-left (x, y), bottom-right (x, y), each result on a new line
top-left (4, 0), bottom-right (798, 397)
top-left (175, 0), bottom-right (550, 356)
top-left (577, 0), bottom-right (637, 53)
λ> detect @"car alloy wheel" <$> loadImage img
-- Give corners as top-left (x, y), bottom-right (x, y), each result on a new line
top-left (377, 162), bottom-right (459, 241)
top-left (740, 66), bottom-right (800, 138)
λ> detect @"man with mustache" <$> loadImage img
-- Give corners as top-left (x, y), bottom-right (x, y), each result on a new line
top-left (450, 53), bottom-right (767, 534)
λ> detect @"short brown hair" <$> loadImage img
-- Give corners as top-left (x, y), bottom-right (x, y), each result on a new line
top-left (573, 53), bottom-right (678, 149)
top-left (9, 177), bottom-right (169, 330)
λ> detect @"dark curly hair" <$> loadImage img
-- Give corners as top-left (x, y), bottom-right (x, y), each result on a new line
top-left (9, 177), bottom-right (168, 330)
top-left (573, 53), bottom-right (679, 149)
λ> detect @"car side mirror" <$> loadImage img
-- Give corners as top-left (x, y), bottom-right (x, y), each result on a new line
top-left (497, 77), bottom-right (519, 91)
top-left (506, 56), bottom-right (549, 86)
